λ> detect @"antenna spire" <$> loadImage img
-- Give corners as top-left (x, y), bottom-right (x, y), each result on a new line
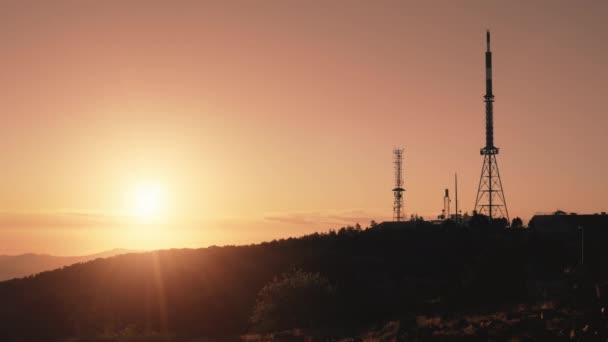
top-left (486, 30), bottom-right (491, 52)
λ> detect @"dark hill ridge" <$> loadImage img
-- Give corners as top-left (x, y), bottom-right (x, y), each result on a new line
top-left (0, 248), bottom-right (135, 281)
top-left (1, 222), bottom-right (607, 341)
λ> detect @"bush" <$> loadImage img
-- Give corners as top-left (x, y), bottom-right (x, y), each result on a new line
top-left (250, 269), bottom-right (336, 332)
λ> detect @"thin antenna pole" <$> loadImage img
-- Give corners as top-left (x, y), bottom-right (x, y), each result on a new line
top-left (455, 173), bottom-right (459, 223)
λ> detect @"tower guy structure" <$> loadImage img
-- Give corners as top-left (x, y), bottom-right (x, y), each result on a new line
top-left (474, 31), bottom-right (509, 221)
top-left (392, 148), bottom-right (405, 221)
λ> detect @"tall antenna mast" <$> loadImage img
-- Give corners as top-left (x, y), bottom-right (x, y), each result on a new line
top-left (474, 31), bottom-right (509, 222)
top-left (392, 148), bottom-right (405, 221)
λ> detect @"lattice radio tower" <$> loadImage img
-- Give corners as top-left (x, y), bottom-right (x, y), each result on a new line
top-left (392, 148), bottom-right (405, 221)
top-left (474, 31), bottom-right (509, 222)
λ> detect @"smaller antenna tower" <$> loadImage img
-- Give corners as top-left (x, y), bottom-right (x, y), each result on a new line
top-left (443, 189), bottom-right (451, 220)
top-left (392, 148), bottom-right (405, 221)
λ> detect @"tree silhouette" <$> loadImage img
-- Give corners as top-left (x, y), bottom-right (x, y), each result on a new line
top-left (511, 217), bottom-right (524, 228)
top-left (250, 269), bottom-right (336, 332)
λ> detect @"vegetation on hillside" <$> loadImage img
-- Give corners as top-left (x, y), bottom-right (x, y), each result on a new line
top-left (250, 269), bottom-right (336, 332)
top-left (1, 217), bottom-right (607, 340)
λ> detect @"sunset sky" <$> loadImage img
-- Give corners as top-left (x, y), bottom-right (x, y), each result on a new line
top-left (1, 1), bottom-right (607, 255)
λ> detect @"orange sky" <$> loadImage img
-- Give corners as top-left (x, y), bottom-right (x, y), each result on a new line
top-left (1, 1), bottom-right (607, 255)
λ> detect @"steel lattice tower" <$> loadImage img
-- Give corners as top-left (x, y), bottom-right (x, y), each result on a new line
top-left (474, 31), bottom-right (510, 222)
top-left (392, 148), bottom-right (405, 221)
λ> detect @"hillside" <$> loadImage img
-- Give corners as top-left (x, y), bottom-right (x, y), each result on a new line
top-left (1, 221), bottom-right (607, 341)
top-left (0, 249), bottom-right (134, 281)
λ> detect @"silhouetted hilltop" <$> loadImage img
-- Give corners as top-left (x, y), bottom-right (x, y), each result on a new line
top-left (1, 221), bottom-right (608, 341)
top-left (0, 248), bottom-right (135, 281)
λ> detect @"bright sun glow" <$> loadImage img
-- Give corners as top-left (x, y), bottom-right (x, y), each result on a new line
top-left (130, 182), bottom-right (166, 221)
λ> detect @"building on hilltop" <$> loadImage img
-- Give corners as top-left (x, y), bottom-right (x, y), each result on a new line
top-left (529, 211), bottom-right (608, 234)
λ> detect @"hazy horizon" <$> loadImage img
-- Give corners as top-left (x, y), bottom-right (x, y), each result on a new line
top-left (1, 1), bottom-right (607, 255)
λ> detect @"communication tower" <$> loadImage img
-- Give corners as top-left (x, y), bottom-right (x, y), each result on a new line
top-left (392, 148), bottom-right (405, 221)
top-left (474, 31), bottom-right (510, 221)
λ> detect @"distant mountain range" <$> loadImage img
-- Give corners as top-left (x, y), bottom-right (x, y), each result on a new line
top-left (0, 248), bottom-right (134, 281)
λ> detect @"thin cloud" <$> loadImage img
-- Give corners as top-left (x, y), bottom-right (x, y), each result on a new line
top-left (0, 210), bottom-right (131, 229)
top-left (264, 209), bottom-right (387, 228)
top-left (264, 213), bottom-right (321, 225)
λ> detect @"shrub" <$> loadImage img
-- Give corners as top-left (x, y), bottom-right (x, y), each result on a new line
top-left (250, 269), bottom-right (336, 332)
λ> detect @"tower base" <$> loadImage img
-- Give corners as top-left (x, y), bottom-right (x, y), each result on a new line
top-left (474, 152), bottom-right (509, 221)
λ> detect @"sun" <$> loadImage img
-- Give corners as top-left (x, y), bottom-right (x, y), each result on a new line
top-left (130, 182), bottom-right (166, 221)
